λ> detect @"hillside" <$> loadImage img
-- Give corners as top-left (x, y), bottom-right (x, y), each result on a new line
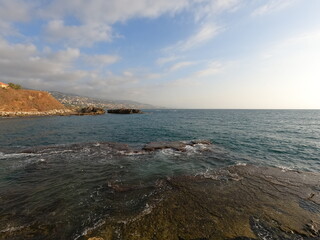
top-left (0, 88), bottom-right (71, 116)
top-left (49, 91), bottom-right (156, 109)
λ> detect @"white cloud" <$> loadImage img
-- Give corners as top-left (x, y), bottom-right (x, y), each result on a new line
top-left (41, 0), bottom-right (192, 46)
top-left (194, 61), bottom-right (223, 77)
top-left (252, 0), bottom-right (297, 16)
top-left (43, 0), bottom-right (191, 24)
top-left (46, 20), bottom-right (113, 47)
top-left (166, 23), bottom-right (223, 52)
top-left (0, 21), bottom-right (18, 36)
top-left (0, 0), bottom-right (35, 36)
top-left (194, 0), bottom-right (241, 21)
top-left (0, 0), bottom-right (243, 46)
top-left (0, 0), bottom-right (33, 22)
top-left (42, 0), bottom-right (240, 47)
top-left (0, 37), bottom-right (155, 99)
top-left (50, 48), bottom-right (80, 63)
top-left (167, 60), bottom-right (224, 87)
top-left (156, 56), bottom-right (180, 65)
top-left (260, 30), bottom-right (320, 60)
top-left (83, 54), bottom-right (120, 67)
top-left (169, 61), bottom-right (196, 71)
top-left (0, 39), bottom-right (81, 81)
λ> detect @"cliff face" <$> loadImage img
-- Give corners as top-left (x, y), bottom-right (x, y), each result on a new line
top-left (0, 88), bottom-right (71, 116)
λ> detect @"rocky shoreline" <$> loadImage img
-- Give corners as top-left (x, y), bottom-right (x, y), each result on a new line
top-left (0, 106), bottom-right (106, 117)
top-left (0, 109), bottom-right (74, 117)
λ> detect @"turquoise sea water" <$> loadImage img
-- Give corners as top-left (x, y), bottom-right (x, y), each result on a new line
top-left (0, 110), bottom-right (319, 239)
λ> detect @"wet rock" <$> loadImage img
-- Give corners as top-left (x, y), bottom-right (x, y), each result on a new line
top-left (107, 109), bottom-right (143, 114)
top-left (304, 221), bottom-right (320, 237)
top-left (91, 165), bottom-right (320, 240)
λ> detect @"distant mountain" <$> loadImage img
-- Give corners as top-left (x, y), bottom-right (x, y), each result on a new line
top-left (49, 91), bottom-right (157, 109)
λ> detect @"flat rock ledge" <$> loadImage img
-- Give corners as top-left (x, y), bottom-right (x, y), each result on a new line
top-left (107, 109), bottom-right (143, 114)
top-left (0, 109), bottom-right (73, 117)
top-left (87, 165), bottom-right (320, 240)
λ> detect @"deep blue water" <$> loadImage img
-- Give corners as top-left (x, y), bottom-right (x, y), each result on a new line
top-left (0, 110), bottom-right (319, 239)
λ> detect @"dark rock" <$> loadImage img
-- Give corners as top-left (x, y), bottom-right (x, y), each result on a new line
top-left (107, 108), bottom-right (143, 114)
top-left (76, 106), bottom-right (105, 115)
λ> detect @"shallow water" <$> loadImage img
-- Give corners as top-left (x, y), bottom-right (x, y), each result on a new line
top-left (0, 110), bottom-right (319, 239)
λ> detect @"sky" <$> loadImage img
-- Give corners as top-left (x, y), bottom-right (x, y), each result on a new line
top-left (0, 0), bottom-right (320, 109)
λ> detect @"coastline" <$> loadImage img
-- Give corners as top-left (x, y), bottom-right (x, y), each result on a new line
top-left (0, 109), bottom-right (74, 117)
top-left (0, 107), bottom-right (106, 117)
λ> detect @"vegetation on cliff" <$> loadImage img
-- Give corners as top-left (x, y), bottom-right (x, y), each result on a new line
top-left (8, 82), bottom-right (22, 90)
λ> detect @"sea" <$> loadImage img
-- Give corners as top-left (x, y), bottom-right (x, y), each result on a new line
top-left (0, 109), bottom-right (319, 239)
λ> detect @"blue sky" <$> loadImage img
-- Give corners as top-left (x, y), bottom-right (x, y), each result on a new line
top-left (0, 0), bottom-right (320, 108)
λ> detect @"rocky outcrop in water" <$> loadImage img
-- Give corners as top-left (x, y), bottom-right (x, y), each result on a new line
top-left (107, 109), bottom-right (143, 114)
top-left (143, 140), bottom-right (211, 152)
top-left (75, 106), bottom-right (106, 115)
top-left (87, 165), bottom-right (320, 240)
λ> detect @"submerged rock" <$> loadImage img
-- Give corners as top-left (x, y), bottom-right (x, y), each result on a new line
top-left (76, 106), bottom-right (105, 115)
top-left (142, 140), bottom-right (212, 151)
top-left (87, 165), bottom-right (320, 240)
top-left (107, 109), bottom-right (143, 114)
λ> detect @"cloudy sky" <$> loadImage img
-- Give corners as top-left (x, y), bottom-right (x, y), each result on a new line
top-left (0, 0), bottom-right (319, 108)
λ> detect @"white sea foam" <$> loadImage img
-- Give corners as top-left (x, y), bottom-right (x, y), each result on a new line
top-left (74, 219), bottom-right (106, 240)
top-left (276, 165), bottom-right (294, 172)
top-left (117, 150), bottom-right (147, 156)
top-left (0, 152), bottom-right (37, 160)
top-left (236, 162), bottom-right (247, 166)
top-left (0, 225), bottom-right (26, 233)
top-left (159, 148), bottom-right (181, 156)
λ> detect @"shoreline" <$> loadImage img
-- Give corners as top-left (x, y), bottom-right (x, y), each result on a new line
top-left (0, 109), bottom-right (74, 117)
top-left (0, 107), bottom-right (106, 117)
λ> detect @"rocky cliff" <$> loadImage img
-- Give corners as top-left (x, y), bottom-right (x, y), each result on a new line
top-left (0, 88), bottom-right (72, 116)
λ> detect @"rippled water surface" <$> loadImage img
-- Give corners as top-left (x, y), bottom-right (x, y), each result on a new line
top-left (1, 110), bottom-right (319, 171)
top-left (0, 110), bottom-right (319, 239)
